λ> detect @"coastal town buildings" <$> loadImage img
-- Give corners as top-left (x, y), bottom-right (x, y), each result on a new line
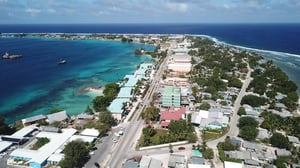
top-left (161, 85), bottom-right (181, 108)
top-left (108, 62), bottom-right (154, 120)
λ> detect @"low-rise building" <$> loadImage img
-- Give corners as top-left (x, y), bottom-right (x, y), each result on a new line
top-left (160, 106), bottom-right (186, 127)
top-left (168, 154), bottom-right (186, 168)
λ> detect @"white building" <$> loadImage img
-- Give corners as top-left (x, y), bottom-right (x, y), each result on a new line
top-left (9, 128), bottom-right (77, 168)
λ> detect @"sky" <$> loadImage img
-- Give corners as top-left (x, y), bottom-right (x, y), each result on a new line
top-left (0, 0), bottom-right (299, 24)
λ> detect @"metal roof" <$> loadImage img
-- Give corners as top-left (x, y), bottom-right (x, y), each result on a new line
top-left (0, 141), bottom-right (12, 153)
top-left (46, 110), bottom-right (68, 124)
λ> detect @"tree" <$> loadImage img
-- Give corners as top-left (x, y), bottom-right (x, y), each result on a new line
top-left (238, 117), bottom-right (259, 128)
top-left (241, 95), bottom-right (267, 107)
top-left (85, 105), bottom-right (93, 115)
top-left (142, 107), bottom-right (160, 122)
top-left (0, 116), bottom-right (15, 135)
top-left (199, 102), bottom-right (211, 110)
top-left (270, 133), bottom-right (289, 149)
top-left (228, 77), bottom-right (242, 88)
top-left (238, 117), bottom-right (259, 141)
top-left (237, 107), bottom-right (246, 116)
top-left (239, 126), bottom-right (258, 141)
top-left (93, 96), bottom-right (111, 112)
top-left (60, 141), bottom-right (90, 168)
top-left (98, 112), bottom-right (115, 126)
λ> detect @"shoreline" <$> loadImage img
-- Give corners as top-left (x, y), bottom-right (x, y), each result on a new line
top-left (1, 33), bottom-right (299, 124)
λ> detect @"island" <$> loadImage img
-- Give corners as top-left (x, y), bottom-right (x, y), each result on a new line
top-left (0, 33), bottom-right (299, 168)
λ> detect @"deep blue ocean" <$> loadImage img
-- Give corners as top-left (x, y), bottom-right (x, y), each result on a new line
top-left (0, 24), bottom-right (299, 123)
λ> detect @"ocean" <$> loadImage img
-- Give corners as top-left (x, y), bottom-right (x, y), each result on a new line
top-left (0, 23), bottom-right (300, 123)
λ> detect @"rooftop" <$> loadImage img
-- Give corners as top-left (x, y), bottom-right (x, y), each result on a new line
top-left (46, 110), bottom-right (68, 124)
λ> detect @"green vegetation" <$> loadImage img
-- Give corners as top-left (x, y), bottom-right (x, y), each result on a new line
top-left (202, 128), bottom-right (229, 142)
top-left (85, 105), bottom-right (93, 115)
top-left (60, 141), bottom-right (90, 168)
top-left (199, 102), bottom-right (211, 110)
top-left (248, 60), bottom-right (298, 111)
top-left (201, 143), bottom-right (214, 159)
top-left (238, 117), bottom-right (259, 141)
top-left (217, 137), bottom-right (242, 163)
top-left (139, 119), bottom-right (196, 147)
top-left (237, 107), bottom-right (246, 116)
top-left (218, 136), bottom-right (240, 151)
top-left (31, 137), bottom-right (50, 150)
top-left (241, 95), bottom-right (267, 107)
top-left (0, 116), bottom-right (16, 135)
top-left (93, 83), bottom-right (119, 112)
top-left (270, 133), bottom-right (289, 149)
top-left (83, 112), bottom-right (115, 135)
top-left (140, 106), bottom-right (160, 123)
top-left (260, 111), bottom-right (300, 139)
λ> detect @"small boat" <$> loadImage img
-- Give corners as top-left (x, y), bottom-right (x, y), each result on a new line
top-left (58, 59), bottom-right (66, 64)
top-left (2, 52), bottom-right (9, 59)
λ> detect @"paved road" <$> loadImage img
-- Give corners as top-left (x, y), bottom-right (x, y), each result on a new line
top-left (104, 51), bottom-right (170, 168)
top-left (206, 64), bottom-right (252, 167)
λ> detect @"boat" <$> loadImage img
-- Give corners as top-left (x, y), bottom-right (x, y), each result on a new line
top-left (2, 52), bottom-right (22, 59)
top-left (58, 59), bottom-right (67, 64)
top-left (2, 52), bottom-right (9, 59)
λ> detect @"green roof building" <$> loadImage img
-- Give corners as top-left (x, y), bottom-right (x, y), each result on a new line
top-left (161, 86), bottom-right (181, 107)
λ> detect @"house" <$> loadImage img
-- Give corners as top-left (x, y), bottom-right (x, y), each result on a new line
top-left (242, 141), bottom-right (265, 152)
top-left (160, 106), bottom-right (186, 127)
top-left (230, 137), bottom-right (242, 147)
top-left (256, 128), bottom-right (271, 140)
top-left (168, 154), bottom-right (186, 168)
top-left (224, 151), bottom-right (251, 160)
top-left (275, 149), bottom-right (292, 157)
top-left (0, 141), bottom-right (13, 153)
top-left (190, 156), bottom-right (205, 165)
top-left (22, 114), bottom-right (47, 126)
top-left (140, 155), bottom-right (163, 168)
top-left (40, 126), bottom-right (60, 133)
top-left (224, 161), bottom-right (243, 168)
top-left (77, 113), bottom-right (94, 120)
top-left (191, 107), bottom-right (229, 130)
top-left (244, 159), bottom-right (260, 166)
top-left (287, 135), bottom-right (300, 146)
top-left (46, 110), bottom-right (69, 124)
top-left (80, 128), bottom-right (99, 137)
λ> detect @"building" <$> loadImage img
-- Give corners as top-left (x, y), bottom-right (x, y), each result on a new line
top-left (161, 85), bottom-right (181, 107)
top-left (191, 109), bottom-right (229, 130)
top-left (9, 128), bottom-right (77, 168)
top-left (140, 155), bottom-right (163, 168)
top-left (168, 154), bottom-right (186, 168)
top-left (160, 106), bottom-right (186, 127)
top-left (46, 110), bottom-right (69, 124)
top-left (108, 62), bottom-right (153, 120)
top-left (224, 161), bottom-right (243, 168)
top-left (22, 114), bottom-right (47, 126)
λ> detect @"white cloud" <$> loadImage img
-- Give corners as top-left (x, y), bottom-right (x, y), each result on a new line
top-left (165, 2), bottom-right (188, 12)
top-left (47, 9), bottom-right (56, 13)
top-left (25, 8), bottom-right (41, 16)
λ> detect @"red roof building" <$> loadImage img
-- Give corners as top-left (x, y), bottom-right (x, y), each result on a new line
top-left (160, 106), bottom-right (186, 127)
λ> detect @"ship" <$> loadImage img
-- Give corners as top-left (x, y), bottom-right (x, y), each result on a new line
top-left (2, 52), bottom-right (22, 59)
top-left (58, 59), bottom-right (67, 64)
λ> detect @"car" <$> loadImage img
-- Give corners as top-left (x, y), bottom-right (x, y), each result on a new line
top-left (118, 131), bottom-right (124, 136)
top-left (178, 146), bottom-right (186, 150)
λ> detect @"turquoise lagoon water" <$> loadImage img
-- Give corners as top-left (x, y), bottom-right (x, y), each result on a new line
top-left (0, 38), bottom-right (154, 123)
